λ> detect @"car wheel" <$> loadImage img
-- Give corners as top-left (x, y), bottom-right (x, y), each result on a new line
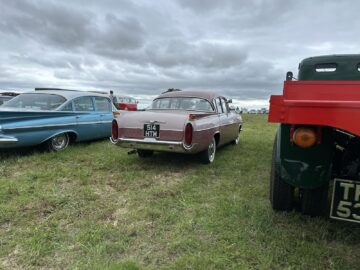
top-left (46, 133), bottom-right (70, 151)
top-left (137, 149), bottom-right (153, 158)
top-left (300, 184), bottom-right (329, 217)
top-left (201, 137), bottom-right (216, 164)
top-left (232, 128), bottom-right (241, 145)
top-left (270, 135), bottom-right (294, 211)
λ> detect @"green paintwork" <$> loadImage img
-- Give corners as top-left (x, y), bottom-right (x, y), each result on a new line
top-left (276, 124), bottom-right (335, 189)
top-left (298, 54), bottom-right (360, 80)
top-left (276, 54), bottom-right (360, 189)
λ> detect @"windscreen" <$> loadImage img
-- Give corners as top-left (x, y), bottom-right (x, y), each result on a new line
top-left (150, 97), bottom-right (214, 112)
top-left (2, 93), bottom-right (67, 110)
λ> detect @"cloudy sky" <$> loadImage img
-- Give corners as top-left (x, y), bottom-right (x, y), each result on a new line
top-left (0, 0), bottom-right (358, 107)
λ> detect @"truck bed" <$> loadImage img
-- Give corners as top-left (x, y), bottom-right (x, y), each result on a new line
top-left (268, 81), bottom-right (360, 136)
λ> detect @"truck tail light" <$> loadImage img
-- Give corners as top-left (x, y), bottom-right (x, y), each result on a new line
top-left (184, 123), bottom-right (193, 146)
top-left (112, 119), bottom-right (119, 140)
top-left (293, 127), bottom-right (316, 148)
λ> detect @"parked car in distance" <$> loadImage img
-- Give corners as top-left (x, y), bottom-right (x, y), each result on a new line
top-left (0, 92), bottom-right (18, 105)
top-left (0, 88), bottom-right (115, 151)
top-left (116, 96), bottom-right (138, 111)
top-left (111, 90), bottom-right (243, 163)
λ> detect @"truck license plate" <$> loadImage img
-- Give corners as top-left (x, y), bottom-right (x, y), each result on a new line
top-left (144, 124), bottom-right (160, 138)
top-left (330, 178), bottom-right (360, 223)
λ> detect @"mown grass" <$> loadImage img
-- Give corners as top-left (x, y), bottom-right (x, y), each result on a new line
top-left (0, 115), bottom-right (359, 269)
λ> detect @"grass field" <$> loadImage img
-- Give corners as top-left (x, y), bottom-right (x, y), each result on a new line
top-left (0, 115), bottom-right (359, 269)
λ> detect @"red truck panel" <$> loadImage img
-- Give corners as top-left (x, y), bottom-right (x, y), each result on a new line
top-left (268, 81), bottom-right (360, 136)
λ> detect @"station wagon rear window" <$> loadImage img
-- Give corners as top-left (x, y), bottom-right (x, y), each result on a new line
top-left (2, 93), bottom-right (66, 110)
top-left (150, 97), bottom-right (215, 112)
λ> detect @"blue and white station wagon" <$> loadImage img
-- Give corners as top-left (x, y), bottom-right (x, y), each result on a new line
top-left (0, 88), bottom-right (115, 151)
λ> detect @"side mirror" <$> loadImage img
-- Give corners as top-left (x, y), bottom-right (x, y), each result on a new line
top-left (136, 100), bottom-right (139, 104)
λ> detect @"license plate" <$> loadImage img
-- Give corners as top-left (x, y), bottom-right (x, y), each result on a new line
top-left (144, 124), bottom-right (160, 138)
top-left (330, 178), bottom-right (360, 223)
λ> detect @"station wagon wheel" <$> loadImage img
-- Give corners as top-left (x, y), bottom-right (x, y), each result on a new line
top-left (46, 133), bottom-right (70, 151)
top-left (201, 137), bottom-right (216, 164)
top-left (137, 149), bottom-right (153, 158)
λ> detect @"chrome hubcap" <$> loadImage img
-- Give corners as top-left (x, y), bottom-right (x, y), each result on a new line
top-left (51, 134), bottom-right (68, 150)
top-left (208, 139), bottom-right (216, 162)
top-left (235, 133), bottom-right (240, 144)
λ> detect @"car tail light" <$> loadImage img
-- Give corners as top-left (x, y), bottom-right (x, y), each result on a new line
top-left (293, 127), bottom-right (316, 148)
top-left (112, 119), bottom-right (119, 140)
top-left (184, 123), bottom-right (193, 146)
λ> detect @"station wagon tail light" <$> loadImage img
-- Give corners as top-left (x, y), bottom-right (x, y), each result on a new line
top-left (293, 127), bottom-right (317, 148)
top-left (112, 120), bottom-right (119, 140)
top-left (184, 123), bottom-right (193, 146)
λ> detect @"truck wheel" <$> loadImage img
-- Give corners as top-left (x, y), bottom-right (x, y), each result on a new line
top-left (200, 137), bottom-right (216, 164)
top-left (270, 136), bottom-right (294, 211)
top-left (300, 185), bottom-right (329, 217)
top-left (46, 133), bottom-right (70, 151)
top-left (137, 149), bottom-right (153, 158)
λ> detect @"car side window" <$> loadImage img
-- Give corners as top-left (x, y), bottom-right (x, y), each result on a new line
top-left (222, 98), bottom-right (230, 113)
top-left (60, 102), bottom-right (73, 111)
top-left (94, 97), bottom-right (111, 112)
top-left (216, 98), bottom-right (224, 113)
top-left (73, 96), bottom-right (95, 111)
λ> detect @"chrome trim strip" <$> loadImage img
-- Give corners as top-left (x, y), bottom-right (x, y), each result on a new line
top-left (0, 137), bottom-right (18, 144)
top-left (121, 126), bottom-right (183, 132)
top-left (2, 121), bottom-right (113, 131)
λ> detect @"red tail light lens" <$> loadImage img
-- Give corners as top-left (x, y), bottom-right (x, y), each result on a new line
top-left (184, 123), bottom-right (193, 146)
top-left (112, 119), bottom-right (119, 140)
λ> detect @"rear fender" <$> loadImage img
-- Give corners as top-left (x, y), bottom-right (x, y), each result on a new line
top-left (41, 130), bottom-right (79, 144)
top-left (276, 124), bottom-right (335, 189)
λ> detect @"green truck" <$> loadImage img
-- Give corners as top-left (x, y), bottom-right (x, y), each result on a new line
top-left (268, 55), bottom-right (360, 223)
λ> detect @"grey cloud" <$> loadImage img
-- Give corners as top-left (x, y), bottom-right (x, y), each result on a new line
top-left (0, 0), bottom-right (93, 49)
top-left (146, 40), bottom-right (248, 69)
top-left (0, 0), bottom-right (359, 104)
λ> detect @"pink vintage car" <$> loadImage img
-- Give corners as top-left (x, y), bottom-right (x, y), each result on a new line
top-left (111, 90), bottom-right (243, 163)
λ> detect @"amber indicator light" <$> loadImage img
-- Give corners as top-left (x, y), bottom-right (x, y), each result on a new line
top-left (293, 127), bottom-right (316, 148)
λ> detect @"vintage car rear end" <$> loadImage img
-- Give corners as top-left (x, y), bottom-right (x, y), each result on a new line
top-left (112, 90), bottom-right (242, 163)
top-left (268, 55), bottom-right (360, 222)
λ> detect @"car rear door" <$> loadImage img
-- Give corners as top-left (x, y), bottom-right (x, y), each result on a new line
top-left (73, 96), bottom-right (103, 140)
top-left (94, 96), bottom-right (113, 137)
top-left (215, 97), bottom-right (237, 144)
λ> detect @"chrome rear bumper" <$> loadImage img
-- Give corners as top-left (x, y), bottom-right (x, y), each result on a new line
top-left (112, 137), bottom-right (198, 153)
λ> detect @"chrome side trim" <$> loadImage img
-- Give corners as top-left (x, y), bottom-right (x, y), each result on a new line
top-left (2, 121), bottom-right (113, 131)
top-left (0, 137), bottom-right (18, 144)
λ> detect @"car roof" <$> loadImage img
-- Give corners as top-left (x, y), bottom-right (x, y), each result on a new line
top-left (23, 89), bottom-right (110, 100)
top-left (157, 90), bottom-right (219, 101)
